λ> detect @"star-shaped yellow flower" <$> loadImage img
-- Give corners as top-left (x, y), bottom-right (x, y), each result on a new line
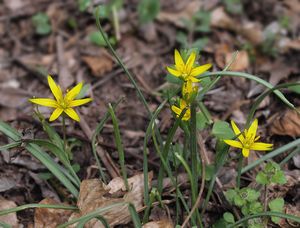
top-left (29, 75), bottom-right (92, 122)
top-left (167, 49), bottom-right (212, 82)
top-left (224, 119), bottom-right (273, 157)
top-left (171, 99), bottom-right (191, 121)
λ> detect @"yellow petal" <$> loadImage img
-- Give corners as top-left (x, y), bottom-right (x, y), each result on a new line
top-left (167, 66), bottom-right (181, 77)
top-left (179, 99), bottom-right (188, 109)
top-left (174, 49), bottom-right (184, 68)
top-left (171, 105), bottom-right (182, 116)
top-left (64, 108), bottom-right (80, 122)
top-left (48, 75), bottom-right (63, 102)
top-left (250, 142), bottom-right (273, 151)
top-left (230, 120), bottom-right (245, 142)
top-left (29, 98), bottom-right (58, 108)
top-left (49, 108), bottom-right (63, 122)
top-left (185, 51), bottom-right (196, 73)
top-left (182, 109), bottom-right (191, 121)
top-left (224, 140), bottom-right (243, 149)
top-left (190, 63), bottom-right (212, 77)
top-left (242, 148), bottom-right (250, 157)
top-left (69, 98), bottom-right (92, 107)
top-left (65, 82), bottom-right (83, 101)
top-left (188, 76), bottom-right (201, 82)
top-left (247, 119), bottom-right (258, 139)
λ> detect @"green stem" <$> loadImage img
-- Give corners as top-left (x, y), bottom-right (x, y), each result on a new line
top-left (190, 102), bottom-right (198, 195)
top-left (236, 153), bottom-right (244, 189)
top-left (108, 104), bottom-right (129, 191)
top-left (62, 116), bottom-right (67, 153)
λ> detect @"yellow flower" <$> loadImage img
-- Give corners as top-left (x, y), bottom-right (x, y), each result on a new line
top-left (29, 75), bottom-right (92, 122)
top-left (182, 80), bottom-right (198, 102)
top-left (224, 119), bottom-right (273, 157)
top-left (171, 99), bottom-right (191, 121)
top-left (167, 49), bottom-right (212, 82)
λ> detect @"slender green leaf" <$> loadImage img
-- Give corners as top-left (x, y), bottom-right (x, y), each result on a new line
top-left (0, 204), bottom-right (77, 217)
top-left (201, 71), bottom-right (294, 108)
top-left (128, 204), bottom-right (142, 228)
top-left (0, 121), bottom-right (21, 141)
top-left (0, 142), bottom-right (21, 151)
top-left (25, 143), bottom-right (79, 197)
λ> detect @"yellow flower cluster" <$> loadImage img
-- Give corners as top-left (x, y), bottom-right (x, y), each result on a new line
top-left (167, 50), bottom-right (212, 121)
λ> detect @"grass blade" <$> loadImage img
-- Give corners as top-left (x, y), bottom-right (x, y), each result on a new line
top-left (108, 103), bottom-right (129, 191)
top-left (128, 204), bottom-right (142, 228)
top-left (0, 121), bottom-right (21, 142)
top-left (201, 71), bottom-right (294, 109)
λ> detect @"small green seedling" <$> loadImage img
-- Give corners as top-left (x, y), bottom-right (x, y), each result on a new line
top-left (32, 13), bottom-right (51, 35)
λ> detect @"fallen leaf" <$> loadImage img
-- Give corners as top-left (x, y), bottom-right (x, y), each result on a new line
top-left (0, 197), bottom-right (19, 226)
top-left (3, 0), bottom-right (26, 11)
top-left (0, 177), bottom-right (16, 192)
top-left (226, 51), bottom-right (249, 71)
top-left (269, 108), bottom-right (300, 137)
top-left (210, 7), bottom-right (235, 30)
top-left (34, 198), bottom-right (73, 228)
top-left (82, 55), bottom-right (113, 77)
top-left (157, 1), bottom-right (202, 28)
top-left (0, 88), bottom-right (28, 108)
top-left (69, 172), bottom-right (152, 227)
top-left (143, 219), bottom-right (174, 228)
top-left (239, 22), bottom-right (264, 45)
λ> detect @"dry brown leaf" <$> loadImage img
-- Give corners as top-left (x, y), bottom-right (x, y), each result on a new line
top-left (143, 219), bottom-right (174, 228)
top-left (157, 1), bottom-right (202, 28)
top-left (269, 109), bottom-right (300, 137)
top-left (34, 198), bottom-right (73, 228)
top-left (226, 51), bottom-right (249, 71)
top-left (210, 7), bottom-right (235, 30)
top-left (0, 197), bottom-right (19, 226)
top-left (239, 22), bottom-right (264, 45)
top-left (82, 55), bottom-right (113, 77)
top-left (0, 88), bottom-right (28, 108)
top-left (69, 172), bottom-right (152, 227)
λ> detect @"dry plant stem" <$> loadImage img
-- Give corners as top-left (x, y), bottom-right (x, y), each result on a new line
top-left (78, 112), bottom-right (120, 178)
top-left (181, 133), bottom-right (207, 228)
top-left (112, 5), bottom-right (121, 41)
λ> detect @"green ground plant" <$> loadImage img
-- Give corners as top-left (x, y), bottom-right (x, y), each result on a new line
top-left (0, 5), bottom-right (300, 228)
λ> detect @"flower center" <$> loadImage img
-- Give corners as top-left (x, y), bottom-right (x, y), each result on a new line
top-left (59, 100), bottom-right (68, 109)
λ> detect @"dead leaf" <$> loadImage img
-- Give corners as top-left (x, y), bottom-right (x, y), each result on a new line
top-left (269, 108), bottom-right (300, 137)
top-left (3, 0), bottom-right (26, 11)
top-left (34, 198), bottom-right (73, 228)
top-left (239, 22), bottom-right (264, 45)
top-left (0, 88), bottom-right (28, 108)
top-left (143, 219), bottom-right (174, 228)
top-left (157, 1), bottom-right (202, 28)
top-left (0, 177), bottom-right (16, 192)
top-left (82, 55), bottom-right (113, 77)
top-left (226, 51), bottom-right (249, 71)
top-left (210, 7), bottom-right (235, 30)
top-left (69, 172), bottom-right (152, 227)
top-left (0, 197), bottom-right (19, 226)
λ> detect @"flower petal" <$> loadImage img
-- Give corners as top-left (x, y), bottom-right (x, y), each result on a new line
top-left (224, 140), bottom-right (243, 149)
top-left (69, 98), bottom-right (92, 107)
top-left (49, 108), bottom-right (63, 122)
top-left (171, 105), bottom-right (182, 116)
top-left (242, 148), bottom-right (250, 157)
top-left (230, 120), bottom-right (245, 142)
top-left (188, 76), bottom-right (201, 82)
top-left (64, 108), bottom-right (80, 122)
top-left (65, 82), bottom-right (83, 102)
top-left (48, 75), bottom-right (63, 102)
top-left (247, 119), bottom-right (258, 140)
top-left (250, 142), bottom-right (273, 151)
top-left (167, 66), bottom-right (181, 77)
top-left (185, 51), bottom-right (196, 73)
top-left (29, 98), bottom-right (58, 108)
top-left (182, 109), bottom-right (191, 121)
top-left (190, 63), bottom-right (212, 77)
top-left (174, 49), bottom-right (184, 68)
